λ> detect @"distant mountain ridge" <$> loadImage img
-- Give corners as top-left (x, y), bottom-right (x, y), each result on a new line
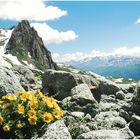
top-left (66, 55), bottom-right (140, 80)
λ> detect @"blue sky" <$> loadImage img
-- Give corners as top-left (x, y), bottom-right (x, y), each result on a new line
top-left (0, 1), bottom-right (140, 62)
top-left (47, 1), bottom-right (140, 54)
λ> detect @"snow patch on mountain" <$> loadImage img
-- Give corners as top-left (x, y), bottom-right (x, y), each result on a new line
top-left (0, 29), bottom-right (13, 54)
top-left (0, 28), bottom-right (23, 66)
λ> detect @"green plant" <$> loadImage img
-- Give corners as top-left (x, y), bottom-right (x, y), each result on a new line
top-left (0, 90), bottom-right (63, 139)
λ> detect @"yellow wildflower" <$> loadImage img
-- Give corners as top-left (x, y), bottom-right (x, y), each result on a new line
top-left (2, 103), bottom-right (10, 109)
top-left (28, 116), bottom-right (37, 125)
top-left (27, 109), bottom-right (36, 117)
top-left (49, 97), bottom-right (56, 102)
top-left (6, 95), bottom-right (17, 101)
top-left (3, 125), bottom-right (10, 132)
top-left (53, 109), bottom-right (63, 119)
top-left (37, 90), bottom-right (44, 98)
top-left (43, 97), bottom-right (53, 108)
top-left (25, 92), bottom-right (34, 100)
top-left (43, 112), bottom-right (54, 123)
top-left (52, 101), bottom-right (60, 109)
top-left (20, 93), bottom-right (27, 102)
top-left (0, 100), bottom-right (3, 104)
top-left (2, 96), bottom-right (7, 100)
top-left (16, 122), bottom-right (23, 129)
top-left (0, 115), bottom-right (3, 125)
top-left (30, 98), bottom-right (38, 109)
top-left (17, 104), bottom-right (24, 114)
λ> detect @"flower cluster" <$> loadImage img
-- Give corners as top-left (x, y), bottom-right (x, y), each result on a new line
top-left (0, 90), bottom-right (63, 138)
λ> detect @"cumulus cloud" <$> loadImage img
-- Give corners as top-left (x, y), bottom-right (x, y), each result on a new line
top-left (31, 22), bottom-right (78, 44)
top-left (135, 18), bottom-right (140, 24)
top-left (0, 0), bottom-right (67, 21)
top-left (52, 46), bottom-right (140, 62)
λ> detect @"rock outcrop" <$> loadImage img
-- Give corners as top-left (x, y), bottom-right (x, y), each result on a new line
top-left (0, 63), bottom-right (42, 97)
top-left (34, 119), bottom-right (72, 139)
top-left (6, 20), bottom-right (57, 70)
top-left (62, 84), bottom-right (99, 117)
top-left (77, 128), bottom-right (134, 139)
top-left (0, 66), bottom-right (24, 97)
top-left (42, 70), bottom-right (99, 100)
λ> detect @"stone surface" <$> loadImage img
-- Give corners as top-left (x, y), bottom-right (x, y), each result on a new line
top-left (119, 109), bottom-right (131, 122)
top-left (42, 70), bottom-right (99, 100)
top-left (95, 111), bottom-right (126, 129)
top-left (132, 82), bottom-right (140, 116)
top-left (118, 84), bottom-right (135, 93)
top-left (77, 128), bottom-right (134, 139)
top-left (116, 90), bottom-right (125, 100)
top-left (71, 83), bottom-right (97, 103)
top-left (129, 115), bottom-right (140, 136)
top-left (38, 119), bottom-right (72, 139)
top-left (0, 66), bottom-right (24, 97)
top-left (69, 84), bottom-right (99, 117)
top-left (90, 73), bottom-right (121, 95)
top-left (71, 111), bottom-right (85, 118)
top-left (12, 65), bottom-right (41, 91)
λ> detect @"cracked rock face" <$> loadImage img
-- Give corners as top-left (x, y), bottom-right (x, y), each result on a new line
top-left (6, 20), bottom-right (57, 71)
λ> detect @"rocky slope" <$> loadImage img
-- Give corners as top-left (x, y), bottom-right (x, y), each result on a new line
top-left (41, 67), bottom-right (140, 139)
top-left (0, 21), bottom-right (140, 139)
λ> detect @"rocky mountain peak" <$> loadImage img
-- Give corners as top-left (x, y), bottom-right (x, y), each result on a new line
top-left (17, 20), bottom-right (30, 30)
top-left (6, 20), bottom-right (57, 70)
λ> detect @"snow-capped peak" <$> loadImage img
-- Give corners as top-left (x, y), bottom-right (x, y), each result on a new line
top-left (0, 28), bottom-right (13, 54)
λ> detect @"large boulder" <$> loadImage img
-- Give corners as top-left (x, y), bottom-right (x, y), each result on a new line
top-left (131, 82), bottom-right (140, 115)
top-left (70, 84), bottom-right (99, 117)
top-left (89, 72), bottom-right (121, 95)
top-left (71, 83), bottom-right (97, 103)
top-left (42, 70), bottom-right (99, 100)
top-left (94, 111), bottom-right (127, 129)
top-left (129, 115), bottom-right (140, 136)
top-left (98, 78), bottom-right (121, 95)
top-left (0, 66), bottom-right (24, 97)
top-left (12, 65), bottom-right (41, 91)
top-left (61, 84), bottom-right (99, 117)
top-left (77, 128), bottom-right (134, 139)
top-left (35, 119), bottom-right (71, 139)
top-left (116, 90), bottom-right (125, 100)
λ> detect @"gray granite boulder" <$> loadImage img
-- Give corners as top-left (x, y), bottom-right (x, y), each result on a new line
top-left (12, 65), bottom-right (41, 91)
top-left (0, 66), bottom-right (24, 97)
top-left (77, 128), bottom-right (134, 139)
top-left (42, 70), bottom-right (99, 100)
top-left (116, 90), bottom-right (125, 100)
top-left (132, 82), bottom-right (140, 115)
top-left (95, 111), bottom-right (126, 129)
top-left (37, 119), bottom-right (72, 139)
top-left (61, 84), bottom-right (99, 117)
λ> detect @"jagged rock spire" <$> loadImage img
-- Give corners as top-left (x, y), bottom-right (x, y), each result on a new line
top-left (6, 20), bottom-right (57, 70)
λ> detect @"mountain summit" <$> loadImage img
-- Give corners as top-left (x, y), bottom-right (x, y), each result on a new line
top-left (6, 20), bottom-right (57, 70)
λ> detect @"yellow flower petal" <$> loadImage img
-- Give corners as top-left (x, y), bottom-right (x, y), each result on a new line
top-left (0, 116), bottom-right (3, 125)
top-left (17, 104), bottom-right (24, 114)
top-left (28, 116), bottom-right (37, 125)
top-left (43, 112), bottom-right (54, 123)
top-left (3, 125), bottom-right (10, 132)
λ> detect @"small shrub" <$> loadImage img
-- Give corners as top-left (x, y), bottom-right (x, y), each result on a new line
top-left (0, 90), bottom-right (63, 138)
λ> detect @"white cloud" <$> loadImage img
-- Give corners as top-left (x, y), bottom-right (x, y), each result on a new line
top-left (52, 46), bottom-right (140, 62)
top-left (0, 0), bottom-right (67, 21)
top-left (113, 46), bottom-right (140, 56)
top-left (135, 18), bottom-right (140, 24)
top-left (31, 22), bottom-right (78, 44)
